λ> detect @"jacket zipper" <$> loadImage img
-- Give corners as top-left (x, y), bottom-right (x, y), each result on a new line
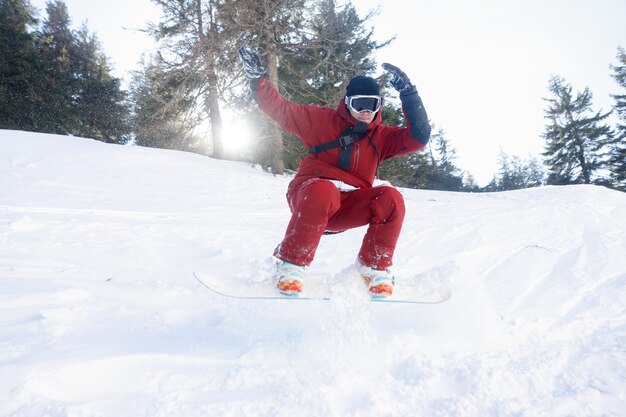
top-left (352, 143), bottom-right (359, 173)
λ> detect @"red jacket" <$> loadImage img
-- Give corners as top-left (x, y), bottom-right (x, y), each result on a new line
top-left (254, 77), bottom-right (430, 189)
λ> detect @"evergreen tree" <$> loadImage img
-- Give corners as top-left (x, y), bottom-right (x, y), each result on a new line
top-left (277, 0), bottom-right (389, 170)
top-left (609, 47), bottom-right (626, 190)
top-left (1, 0), bottom-right (130, 142)
top-left (40, 2), bottom-right (130, 143)
top-left (71, 25), bottom-right (131, 143)
top-left (463, 172), bottom-right (480, 192)
top-left (235, 0), bottom-right (311, 174)
top-left (483, 177), bottom-right (499, 193)
top-left (486, 151), bottom-right (545, 191)
top-left (280, 0), bottom-right (385, 106)
top-left (525, 156), bottom-right (546, 188)
top-left (230, 0), bottom-right (385, 173)
top-left (135, 0), bottom-right (385, 171)
top-left (541, 76), bottom-right (612, 185)
top-left (140, 0), bottom-right (241, 156)
top-left (36, 0), bottom-right (77, 134)
top-left (0, 0), bottom-right (40, 130)
top-left (494, 150), bottom-right (516, 190)
top-left (425, 129), bottom-right (464, 191)
top-left (131, 59), bottom-right (200, 150)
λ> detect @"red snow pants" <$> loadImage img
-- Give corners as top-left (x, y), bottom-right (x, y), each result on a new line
top-left (273, 178), bottom-right (406, 270)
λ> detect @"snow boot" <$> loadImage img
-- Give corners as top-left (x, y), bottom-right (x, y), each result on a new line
top-left (275, 260), bottom-right (305, 297)
top-left (357, 262), bottom-right (394, 299)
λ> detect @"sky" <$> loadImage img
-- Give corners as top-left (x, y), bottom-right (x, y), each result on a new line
top-left (29, 0), bottom-right (626, 185)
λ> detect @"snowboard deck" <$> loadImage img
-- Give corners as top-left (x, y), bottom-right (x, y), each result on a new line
top-left (194, 272), bottom-right (451, 304)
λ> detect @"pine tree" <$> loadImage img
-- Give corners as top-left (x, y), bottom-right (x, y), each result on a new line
top-left (0, 0), bottom-right (40, 130)
top-left (71, 25), bottom-right (131, 143)
top-left (525, 156), bottom-right (545, 188)
top-left (229, 0), bottom-right (387, 173)
top-left (426, 129), bottom-right (464, 191)
top-left (609, 47), bottom-right (626, 190)
top-left (463, 172), bottom-right (480, 192)
top-left (486, 151), bottom-right (545, 191)
top-left (280, 0), bottom-right (385, 105)
top-left (277, 0), bottom-right (389, 170)
top-left (39, 2), bottom-right (130, 143)
top-left (131, 59), bottom-right (200, 150)
top-left (542, 76), bottom-right (612, 185)
top-left (224, 0), bottom-right (314, 174)
top-left (1, 0), bottom-right (130, 142)
top-left (495, 150), bottom-right (516, 190)
top-left (142, 0), bottom-right (244, 156)
top-left (36, 0), bottom-right (77, 134)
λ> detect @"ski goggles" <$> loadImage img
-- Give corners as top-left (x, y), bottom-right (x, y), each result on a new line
top-left (345, 95), bottom-right (382, 114)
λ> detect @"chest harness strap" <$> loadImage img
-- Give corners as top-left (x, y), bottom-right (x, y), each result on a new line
top-left (308, 121), bottom-right (369, 172)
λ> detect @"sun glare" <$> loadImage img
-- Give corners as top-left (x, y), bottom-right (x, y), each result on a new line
top-left (222, 117), bottom-right (254, 157)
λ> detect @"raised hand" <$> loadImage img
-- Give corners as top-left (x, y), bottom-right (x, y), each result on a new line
top-left (382, 63), bottom-right (416, 95)
top-left (238, 46), bottom-right (267, 79)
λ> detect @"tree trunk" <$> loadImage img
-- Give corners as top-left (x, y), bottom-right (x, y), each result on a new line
top-left (196, 0), bottom-right (224, 159)
top-left (258, 0), bottom-right (285, 175)
top-left (206, 74), bottom-right (224, 159)
top-left (265, 44), bottom-right (285, 174)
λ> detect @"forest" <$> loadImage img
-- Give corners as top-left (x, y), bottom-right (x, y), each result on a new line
top-left (1, 0), bottom-right (625, 192)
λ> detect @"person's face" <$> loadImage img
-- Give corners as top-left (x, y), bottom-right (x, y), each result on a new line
top-left (345, 95), bottom-right (380, 124)
top-left (349, 107), bottom-right (377, 124)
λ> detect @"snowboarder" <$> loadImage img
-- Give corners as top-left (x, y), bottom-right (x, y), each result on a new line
top-left (238, 46), bottom-right (431, 298)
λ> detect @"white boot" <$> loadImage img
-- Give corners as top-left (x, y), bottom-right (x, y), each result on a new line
top-left (357, 262), bottom-right (394, 299)
top-left (275, 260), bottom-right (305, 297)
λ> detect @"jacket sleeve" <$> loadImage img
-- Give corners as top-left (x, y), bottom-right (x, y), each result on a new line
top-left (400, 87), bottom-right (431, 144)
top-left (378, 89), bottom-right (431, 160)
top-left (251, 77), bottom-right (316, 140)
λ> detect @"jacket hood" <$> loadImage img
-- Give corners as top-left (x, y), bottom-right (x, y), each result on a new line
top-left (336, 95), bottom-right (383, 128)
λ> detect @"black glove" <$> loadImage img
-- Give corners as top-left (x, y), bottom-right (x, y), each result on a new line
top-left (382, 63), bottom-right (416, 95)
top-left (238, 46), bottom-right (267, 79)
top-left (383, 63), bottom-right (429, 144)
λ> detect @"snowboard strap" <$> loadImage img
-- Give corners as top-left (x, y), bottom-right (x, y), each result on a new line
top-left (308, 121), bottom-right (369, 172)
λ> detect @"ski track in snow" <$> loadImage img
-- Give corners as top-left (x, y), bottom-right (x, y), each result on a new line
top-left (1, 130), bottom-right (625, 417)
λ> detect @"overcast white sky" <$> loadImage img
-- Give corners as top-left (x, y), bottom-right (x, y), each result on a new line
top-left (31, 0), bottom-right (626, 185)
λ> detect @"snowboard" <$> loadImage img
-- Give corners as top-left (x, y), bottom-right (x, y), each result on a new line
top-left (193, 271), bottom-right (451, 304)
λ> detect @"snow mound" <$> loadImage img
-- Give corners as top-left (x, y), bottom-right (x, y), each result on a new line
top-left (1, 130), bottom-right (625, 417)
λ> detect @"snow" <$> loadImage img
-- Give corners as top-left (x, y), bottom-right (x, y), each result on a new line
top-left (1, 129), bottom-right (626, 417)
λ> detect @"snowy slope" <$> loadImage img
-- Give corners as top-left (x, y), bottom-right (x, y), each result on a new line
top-left (1, 130), bottom-right (625, 417)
